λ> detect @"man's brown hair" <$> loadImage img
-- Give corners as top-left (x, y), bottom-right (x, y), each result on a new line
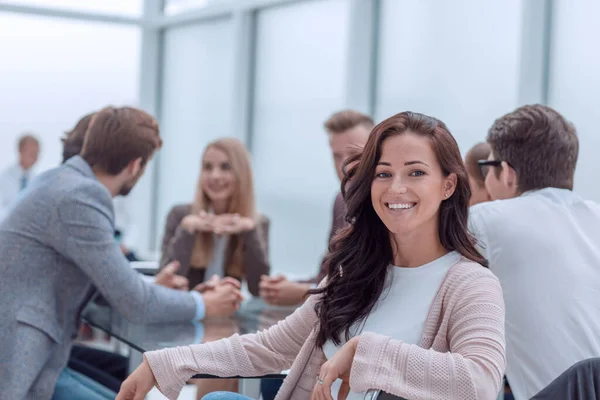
top-left (62, 113), bottom-right (94, 163)
top-left (81, 107), bottom-right (162, 175)
top-left (324, 110), bottom-right (374, 134)
top-left (487, 104), bottom-right (578, 193)
top-left (465, 142), bottom-right (491, 187)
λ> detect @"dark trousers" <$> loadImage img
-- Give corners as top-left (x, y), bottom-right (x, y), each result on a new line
top-left (68, 345), bottom-right (129, 393)
top-left (530, 358), bottom-right (600, 400)
top-left (260, 378), bottom-right (284, 400)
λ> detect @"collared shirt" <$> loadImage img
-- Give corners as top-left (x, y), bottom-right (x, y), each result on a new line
top-left (469, 188), bottom-right (600, 400)
top-left (0, 164), bottom-right (33, 222)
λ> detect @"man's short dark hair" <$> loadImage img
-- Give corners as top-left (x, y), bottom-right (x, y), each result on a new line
top-left (62, 113), bottom-right (94, 163)
top-left (487, 104), bottom-right (578, 193)
top-left (324, 110), bottom-right (374, 134)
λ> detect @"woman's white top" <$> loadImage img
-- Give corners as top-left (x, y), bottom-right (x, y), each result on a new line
top-left (203, 233), bottom-right (228, 279)
top-left (322, 251), bottom-right (461, 400)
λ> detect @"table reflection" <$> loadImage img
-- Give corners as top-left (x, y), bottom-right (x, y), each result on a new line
top-left (82, 297), bottom-right (298, 379)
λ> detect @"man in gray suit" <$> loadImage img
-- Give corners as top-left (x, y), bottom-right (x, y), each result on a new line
top-left (0, 107), bottom-right (242, 399)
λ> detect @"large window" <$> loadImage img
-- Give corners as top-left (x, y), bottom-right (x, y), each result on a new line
top-left (547, 0), bottom-right (600, 202)
top-left (8, 0), bottom-right (597, 259)
top-left (375, 0), bottom-right (523, 153)
top-left (0, 12), bottom-right (143, 248)
top-left (251, 0), bottom-right (350, 278)
top-left (0, 13), bottom-right (140, 173)
top-left (155, 19), bottom-right (236, 247)
top-left (165, 0), bottom-right (210, 15)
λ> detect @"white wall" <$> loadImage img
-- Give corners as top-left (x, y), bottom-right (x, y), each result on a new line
top-left (547, 0), bottom-right (600, 202)
top-left (375, 0), bottom-right (524, 154)
top-left (251, 0), bottom-right (350, 278)
top-left (155, 18), bottom-right (236, 249)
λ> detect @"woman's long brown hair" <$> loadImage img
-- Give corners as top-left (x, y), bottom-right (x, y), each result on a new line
top-left (311, 111), bottom-right (486, 347)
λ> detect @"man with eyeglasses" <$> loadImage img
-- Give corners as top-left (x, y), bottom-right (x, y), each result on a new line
top-left (468, 104), bottom-right (600, 400)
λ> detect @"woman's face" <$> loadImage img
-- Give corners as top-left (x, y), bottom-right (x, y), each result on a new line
top-left (371, 132), bottom-right (456, 237)
top-left (200, 146), bottom-right (236, 203)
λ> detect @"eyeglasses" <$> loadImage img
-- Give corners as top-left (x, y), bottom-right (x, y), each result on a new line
top-left (477, 160), bottom-right (504, 179)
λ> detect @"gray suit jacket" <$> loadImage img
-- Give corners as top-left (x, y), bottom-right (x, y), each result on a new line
top-left (0, 156), bottom-right (197, 400)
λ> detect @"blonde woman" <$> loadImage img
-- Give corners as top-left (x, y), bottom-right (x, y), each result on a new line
top-left (159, 137), bottom-right (270, 298)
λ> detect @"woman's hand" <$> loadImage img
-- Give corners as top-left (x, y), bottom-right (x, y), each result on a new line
top-left (212, 214), bottom-right (255, 235)
top-left (181, 211), bottom-right (214, 234)
top-left (116, 358), bottom-right (157, 400)
top-left (311, 337), bottom-right (359, 400)
top-left (182, 212), bottom-right (254, 235)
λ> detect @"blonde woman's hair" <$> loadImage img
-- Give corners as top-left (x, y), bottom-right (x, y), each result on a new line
top-left (189, 138), bottom-right (256, 278)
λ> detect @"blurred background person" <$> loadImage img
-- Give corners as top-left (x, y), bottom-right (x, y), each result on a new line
top-left (61, 114), bottom-right (93, 164)
top-left (259, 110), bottom-right (373, 307)
top-left (0, 134), bottom-right (40, 222)
top-left (159, 137), bottom-right (270, 297)
top-left (464, 142), bottom-right (492, 206)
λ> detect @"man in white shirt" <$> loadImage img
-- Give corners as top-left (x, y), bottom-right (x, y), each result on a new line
top-left (469, 104), bottom-right (600, 400)
top-left (0, 134), bottom-right (40, 221)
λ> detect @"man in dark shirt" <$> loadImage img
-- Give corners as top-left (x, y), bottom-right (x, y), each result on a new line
top-left (259, 110), bottom-right (373, 306)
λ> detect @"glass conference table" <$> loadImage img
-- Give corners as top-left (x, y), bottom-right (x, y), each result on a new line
top-left (81, 297), bottom-right (297, 380)
top-left (82, 299), bottom-right (415, 400)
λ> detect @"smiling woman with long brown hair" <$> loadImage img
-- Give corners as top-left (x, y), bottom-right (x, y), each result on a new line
top-left (118, 112), bottom-right (505, 400)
